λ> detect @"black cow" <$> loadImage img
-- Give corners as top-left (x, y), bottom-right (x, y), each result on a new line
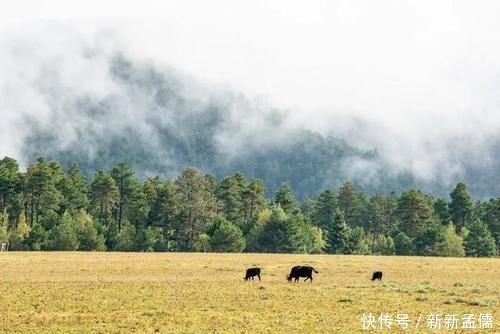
top-left (371, 271), bottom-right (383, 281)
top-left (244, 267), bottom-right (261, 281)
top-left (287, 265), bottom-right (318, 283)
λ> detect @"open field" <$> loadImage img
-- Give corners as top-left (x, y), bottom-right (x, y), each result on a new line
top-left (0, 253), bottom-right (498, 333)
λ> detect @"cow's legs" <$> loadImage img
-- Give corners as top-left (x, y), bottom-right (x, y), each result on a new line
top-left (258, 274), bottom-right (261, 281)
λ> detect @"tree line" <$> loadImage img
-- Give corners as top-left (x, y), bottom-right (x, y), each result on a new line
top-left (0, 156), bottom-right (498, 256)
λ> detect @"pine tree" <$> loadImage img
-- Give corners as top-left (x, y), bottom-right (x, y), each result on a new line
top-left (25, 158), bottom-right (63, 226)
top-left (464, 219), bottom-right (496, 257)
top-left (59, 164), bottom-right (89, 214)
top-left (396, 190), bottom-right (433, 238)
top-left (215, 173), bottom-right (246, 227)
top-left (111, 162), bottom-right (144, 232)
top-left (273, 183), bottom-right (297, 214)
top-left (325, 209), bottom-right (349, 254)
top-left (147, 181), bottom-right (177, 245)
top-left (450, 182), bottom-right (473, 232)
top-left (174, 168), bottom-right (218, 250)
top-left (311, 189), bottom-right (336, 230)
top-left (257, 205), bottom-right (294, 253)
top-left (207, 216), bottom-right (246, 252)
top-left (90, 171), bottom-right (119, 226)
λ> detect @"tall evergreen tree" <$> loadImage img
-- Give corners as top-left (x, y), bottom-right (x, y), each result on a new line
top-left (273, 183), bottom-right (297, 214)
top-left (325, 209), bottom-right (349, 254)
top-left (449, 182), bottom-right (473, 232)
top-left (90, 171), bottom-right (119, 226)
top-left (174, 168), bottom-right (218, 250)
top-left (311, 189), bottom-right (336, 230)
top-left (111, 162), bottom-right (142, 232)
top-left (464, 219), bottom-right (496, 257)
top-left (24, 158), bottom-right (63, 226)
top-left (147, 181), bottom-right (177, 246)
top-left (257, 205), bottom-right (294, 253)
top-left (433, 198), bottom-right (451, 225)
top-left (215, 173), bottom-right (246, 227)
top-left (396, 190), bottom-right (433, 238)
top-left (0, 157), bottom-right (19, 213)
top-left (207, 216), bottom-right (246, 252)
top-left (59, 164), bottom-right (89, 214)
top-left (242, 178), bottom-right (266, 229)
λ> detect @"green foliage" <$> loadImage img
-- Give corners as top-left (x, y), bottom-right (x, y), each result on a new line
top-left (115, 222), bottom-right (137, 252)
top-left (193, 233), bottom-right (211, 252)
top-left (256, 205), bottom-right (294, 253)
top-left (174, 168), bottom-right (218, 250)
top-left (273, 183), bottom-right (297, 214)
top-left (433, 198), bottom-right (451, 225)
top-left (413, 222), bottom-right (446, 256)
top-left (0, 209), bottom-right (8, 242)
top-left (464, 219), bottom-right (497, 257)
top-left (74, 210), bottom-right (106, 251)
top-left (450, 182), bottom-right (473, 232)
top-left (59, 164), bottom-right (89, 214)
top-left (394, 232), bottom-right (414, 255)
top-left (207, 216), bottom-right (245, 253)
top-left (90, 171), bottom-right (119, 225)
top-left (325, 209), bottom-right (349, 254)
top-left (373, 234), bottom-right (395, 255)
top-left (8, 211), bottom-right (31, 250)
top-left (47, 212), bottom-right (79, 251)
top-left (309, 226), bottom-right (326, 254)
top-left (245, 208), bottom-right (272, 251)
top-left (437, 224), bottom-right (465, 257)
top-left (310, 189), bottom-right (336, 230)
top-left (147, 181), bottom-right (177, 245)
top-left (216, 173), bottom-right (246, 227)
top-left (345, 226), bottom-right (369, 255)
top-left (397, 190), bottom-right (433, 238)
top-left (0, 155), bottom-right (498, 256)
top-left (136, 226), bottom-right (166, 252)
top-left (24, 223), bottom-right (49, 251)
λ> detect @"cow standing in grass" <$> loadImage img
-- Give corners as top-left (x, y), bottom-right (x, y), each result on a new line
top-left (287, 266), bottom-right (318, 283)
top-left (244, 267), bottom-right (261, 281)
top-left (371, 271), bottom-right (383, 281)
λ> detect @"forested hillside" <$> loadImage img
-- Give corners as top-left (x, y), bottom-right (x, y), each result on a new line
top-left (14, 54), bottom-right (500, 199)
top-left (0, 156), bottom-right (498, 256)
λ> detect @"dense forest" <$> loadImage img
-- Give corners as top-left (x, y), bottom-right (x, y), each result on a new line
top-left (0, 156), bottom-right (498, 256)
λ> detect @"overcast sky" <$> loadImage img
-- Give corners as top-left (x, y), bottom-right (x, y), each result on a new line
top-left (2, 1), bottom-right (500, 179)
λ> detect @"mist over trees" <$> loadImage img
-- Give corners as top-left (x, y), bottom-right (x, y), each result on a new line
top-left (5, 53), bottom-right (500, 200)
top-left (0, 156), bottom-right (497, 257)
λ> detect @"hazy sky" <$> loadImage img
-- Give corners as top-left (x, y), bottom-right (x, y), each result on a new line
top-left (2, 1), bottom-right (500, 180)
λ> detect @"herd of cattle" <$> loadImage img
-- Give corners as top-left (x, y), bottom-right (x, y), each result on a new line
top-left (244, 266), bottom-right (383, 282)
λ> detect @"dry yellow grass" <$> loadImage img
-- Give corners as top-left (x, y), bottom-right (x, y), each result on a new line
top-left (0, 252), bottom-right (498, 333)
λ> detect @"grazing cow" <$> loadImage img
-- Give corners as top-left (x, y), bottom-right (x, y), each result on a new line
top-left (244, 267), bottom-right (261, 281)
top-left (371, 271), bottom-right (383, 281)
top-left (287, 265), bottom-right (318, 283)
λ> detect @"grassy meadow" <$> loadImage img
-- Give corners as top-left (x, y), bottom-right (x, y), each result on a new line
top-left (0, 252), bottom-right (498, 333)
